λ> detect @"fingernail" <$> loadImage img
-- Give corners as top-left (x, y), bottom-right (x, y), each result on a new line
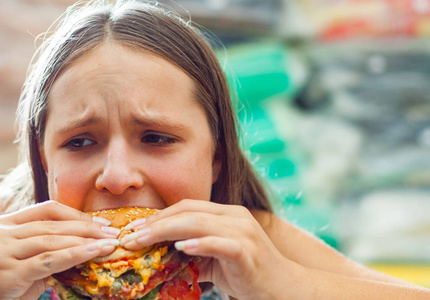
top-left (92, 216), bottom-right (111, 226)
top-left (85, 239), bottom-right (119, 252)
top-left (124, 218), bottom-right (146, 231)
top-left (120, 228), bottom-right (150, 245)
top-left (174, 239), bottom-right (199, 251)
top-left (101, 226), bottom-right (121, 237)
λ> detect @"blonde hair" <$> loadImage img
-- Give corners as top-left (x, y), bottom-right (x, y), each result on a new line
top-left (1, 0), bottom-right (272, 213)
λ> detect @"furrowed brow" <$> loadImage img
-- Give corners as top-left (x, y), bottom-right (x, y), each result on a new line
top-left (129, 115), bottom-right (187, 130)
top-left (56, 116), bottom-right (104, 134)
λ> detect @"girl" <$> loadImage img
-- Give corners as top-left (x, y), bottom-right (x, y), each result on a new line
top-left (0, 1), bottom-right (429, 299)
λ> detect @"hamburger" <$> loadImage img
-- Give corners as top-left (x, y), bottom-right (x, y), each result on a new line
top-left (50, 207), bottom-right (202, 300)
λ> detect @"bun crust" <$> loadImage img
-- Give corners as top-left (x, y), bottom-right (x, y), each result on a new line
top-left (88, 207), bottom-right (160, 262)
top-left (89, 207), bottom-right (159, 239)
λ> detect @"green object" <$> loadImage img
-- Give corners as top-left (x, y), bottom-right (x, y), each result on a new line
top-left (220, 40), bottom-right (292, 107)
top-left (279, 203), bottom-right (339, 250)
top-left (137, 284), bottom-right (161, 300)
top-left (241, 108), bottom-right (282, 152)
top-left (267, 158), bottom-right (296, 178)
top-left (249, 138), bottom-right (285, 154)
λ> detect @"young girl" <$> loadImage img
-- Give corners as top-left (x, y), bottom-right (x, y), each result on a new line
top-left (0, 1), bottom-right (429, 299)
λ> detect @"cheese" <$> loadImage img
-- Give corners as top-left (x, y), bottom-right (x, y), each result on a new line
top-left (86, 282), bottom-right (99, 294)
top-left (83, 245), bottom-right (169, 295)
top-left (106, 260), bottom-right (129, 269)
top-left (139, 267), bottom-right (152, 285)
top-left (98, 274), bottom-right (115, 288)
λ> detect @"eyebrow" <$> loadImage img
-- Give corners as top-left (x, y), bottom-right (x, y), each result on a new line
top-left (55, 114), bottom-right (188, 135)
top-left (56, 116), bottom-right (105, 134)
top-left (129, 115), bottom-right (188, 131)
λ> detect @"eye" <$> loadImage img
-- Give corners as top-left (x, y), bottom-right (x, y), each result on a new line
top-left (64, 138), bottom-right (96, 151)
top-left (141, 133), bottom-right (176, 146)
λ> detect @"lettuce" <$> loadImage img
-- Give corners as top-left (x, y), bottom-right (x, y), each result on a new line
top-left (136, 284), bottom-right (162, 300)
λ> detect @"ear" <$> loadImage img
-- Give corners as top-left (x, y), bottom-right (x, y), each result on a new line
top-left (211, 145), bottom-right (221, 184)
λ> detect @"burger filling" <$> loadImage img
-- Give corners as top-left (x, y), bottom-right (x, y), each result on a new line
top-left (52, 245), bottom-right (200, 300)
top-left (50, 208), bottom-right (202, 300)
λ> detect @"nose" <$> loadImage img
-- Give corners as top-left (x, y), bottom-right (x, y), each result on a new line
top-left (95, 140), bottom-right (144, 195)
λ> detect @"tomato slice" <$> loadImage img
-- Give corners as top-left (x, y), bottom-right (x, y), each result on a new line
top-left (160, 261), bottom-right (201, 300)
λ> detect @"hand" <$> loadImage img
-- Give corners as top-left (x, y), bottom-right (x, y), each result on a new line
top-left (0, 201), bottom-right (120, 300)
top-left (121, 200), bottom-right (299, 300)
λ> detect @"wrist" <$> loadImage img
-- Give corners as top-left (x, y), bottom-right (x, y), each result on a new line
top-left (265, 258), bottom-right (315, 300)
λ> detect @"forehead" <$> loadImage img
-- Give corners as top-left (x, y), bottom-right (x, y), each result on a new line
top-left (43, 42), bottom-right (212, 138)
top-left (50, 43), bottom-right (195, 100)
top-left (48, 43), bottom-right (199, 112)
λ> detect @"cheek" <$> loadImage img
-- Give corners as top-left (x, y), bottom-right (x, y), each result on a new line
top-left (150, 152), bottom-right (215, 204)
top-left (48, 166), bottom-right (91, 210)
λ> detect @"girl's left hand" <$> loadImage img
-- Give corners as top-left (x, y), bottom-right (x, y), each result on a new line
top-left (121, 200), bottom-right (303, 299)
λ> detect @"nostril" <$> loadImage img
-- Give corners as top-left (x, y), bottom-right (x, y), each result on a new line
top-left (95, 170), bottom-right (144, 195)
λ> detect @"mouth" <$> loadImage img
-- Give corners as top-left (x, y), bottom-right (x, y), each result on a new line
top-left (84, 203), bottom-right (166, 212)
top-left (81, 193), bottom-right (168, 212)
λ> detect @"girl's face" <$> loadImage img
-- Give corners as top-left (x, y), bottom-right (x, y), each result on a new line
top-left (42, 43), bottom-right (220, 211)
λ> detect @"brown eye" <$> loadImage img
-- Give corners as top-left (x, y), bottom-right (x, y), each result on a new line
top-left (141, 133), bottom-right (176, 146)
top-left (65, 138), bottom-right (95, 151)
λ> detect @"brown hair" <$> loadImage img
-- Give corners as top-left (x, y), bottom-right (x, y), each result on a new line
top-left (11, 0), bottom-right (272, 212)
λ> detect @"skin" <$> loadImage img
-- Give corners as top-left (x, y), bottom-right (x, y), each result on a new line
top-left (0, 42), bottom-right (220, 299)
top-left (1, 41), bottom-right (429, 299)
top-left (0, 201), bottom-right (120, 299)
top-left (42, 43), bottom-right (220, 212)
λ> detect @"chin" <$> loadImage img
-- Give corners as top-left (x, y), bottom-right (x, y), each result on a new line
top-left (49, 207), bottom-right (201, 300)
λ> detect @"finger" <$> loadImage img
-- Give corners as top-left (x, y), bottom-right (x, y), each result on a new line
top-left (2, 201), bottom-right (110, 225)
top-left (11, 220), bottom-right (121, 240)
top-left (21, 239), bottom-right (120, 282)
top-left (121, 211), bottom-right (230, 250)
top-left (13, 235), bottom-right (95, 260)
top-left (126, 200), bottom-right (232, 230)
top-left (175, 236), bottom-right (246, 274)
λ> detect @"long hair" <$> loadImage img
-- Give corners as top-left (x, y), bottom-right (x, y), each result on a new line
top-left (3, 0), bottom-right (272, 213)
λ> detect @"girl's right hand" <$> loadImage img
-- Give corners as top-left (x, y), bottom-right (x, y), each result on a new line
top-left (0, 201), bottom-right (120, 300)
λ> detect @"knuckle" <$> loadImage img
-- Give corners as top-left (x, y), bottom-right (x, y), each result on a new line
top-left (0, 255), bottom-right (15, 273)
top-left (67, 247), bottom-right (78, 260)
top-left (76, 209), bottom-right (91, 221)
top-left (189, 213), bottom-right (203, 225)
top-left (177, 211), bottom-right (198, 226)
top-left (238, 218), bottom-right (259, 239)
top-left (237, 205), bottom-right (252, 216)
top-left (150, 230), bottom-right (162, 243)
top-left (83, 219), bottom-right (95, 231)
top-left (178, 199), bottom-right (193, 208)
top-left (44, 200), bottom-right (60, 211)
top-left (229, 240), bottom-right (245, 260)
top-left (43, 220), bottom-right (59, 234)
top-left (186, 214), bottom-right (208, 234)
top-left (40, 201), bottom-right (61, 220)
top-left (39, 252), bottom-right (54, 270)
top-left (42, 234), bottom-right (57, 248)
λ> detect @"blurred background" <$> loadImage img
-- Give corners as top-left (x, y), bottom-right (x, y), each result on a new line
top-left (1, 0), bottom-right (429, 287)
